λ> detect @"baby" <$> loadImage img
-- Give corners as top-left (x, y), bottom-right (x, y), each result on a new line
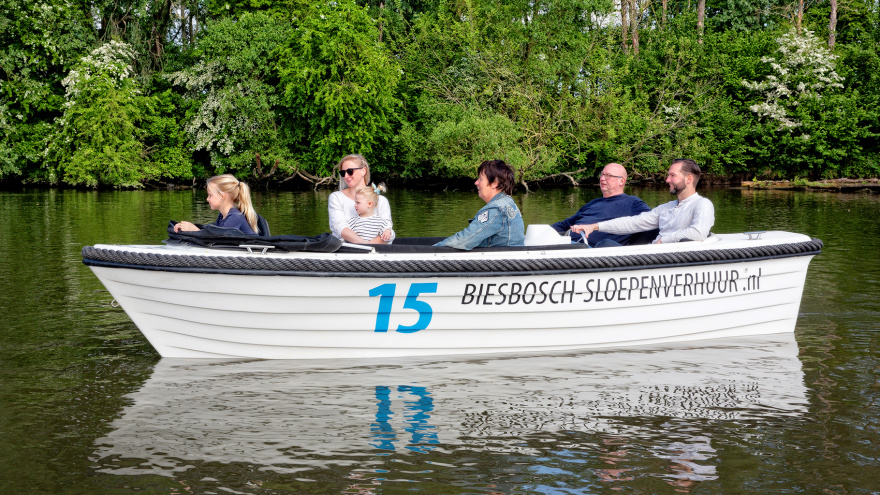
top-left (349, 184), bottom-right (395, 243)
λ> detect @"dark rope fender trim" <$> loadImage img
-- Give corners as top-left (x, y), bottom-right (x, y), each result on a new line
top-left (82, 238), bottom-right (823, 277)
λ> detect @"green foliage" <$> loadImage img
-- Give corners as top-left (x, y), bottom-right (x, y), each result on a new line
top-left (205, 0), bottom-right (309, 20)
top-left (170, 13), bottom-right (297, 179)
top-left (356, 0), bottom-right (441, 51)
top-left (140, 88), bottom-right (196, 181)
top-left (277, 0), bottom-right (401, 176)
top-left (605, 34), bottom-right (718, 176)
top-left (0, 0), bottom-right (95, 179)
top-left (400, 0), bottom-right (619, 182)
top-left (49, 41), bottom-right (149, 186)
top-left (705, 0), bottom-right (790, 32)
top-left (421, 104), bottom-right (526, 178)
top-left (683, 29), bottom-right (776, 176)
top-left (2, 0), bottom-right (879, 186)
top-left (54, 80), bottom-right (147, 186)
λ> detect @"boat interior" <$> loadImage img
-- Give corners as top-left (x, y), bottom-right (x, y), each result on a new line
top-left (165, 220), bottom-right (666, 254)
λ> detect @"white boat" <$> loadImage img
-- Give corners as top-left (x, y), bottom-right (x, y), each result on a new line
top-left (92, 335), bottom-right (807, 475)
top-left (82, 226), bottom-right (822, 359)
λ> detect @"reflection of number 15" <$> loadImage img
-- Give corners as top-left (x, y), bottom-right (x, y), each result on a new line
top-left (369, 283), bottom-right (438, 333)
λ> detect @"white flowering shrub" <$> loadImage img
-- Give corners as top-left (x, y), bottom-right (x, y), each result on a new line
top-left (743, 29), bottom-right (844, 131)
top-left (168, 13), bottom-right (294, 175)
top-left (50, 40), bottom-right (147, 187)
top-left (61, 40), bottom-right (137, 105)
top-left (170, 62), bottom-right (268, 157)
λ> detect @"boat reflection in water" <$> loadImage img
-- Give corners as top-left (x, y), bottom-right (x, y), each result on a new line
top-left (93, 334), bottom-right (807, 488)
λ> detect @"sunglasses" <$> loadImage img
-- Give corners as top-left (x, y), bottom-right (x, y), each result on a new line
top-left (340, 167), bottom-right (364, 177)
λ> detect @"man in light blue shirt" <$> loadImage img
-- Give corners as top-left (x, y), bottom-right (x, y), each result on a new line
top-left (572, 159), bottom-right (714, 244)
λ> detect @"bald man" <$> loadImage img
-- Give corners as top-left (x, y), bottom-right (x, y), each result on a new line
top-left (551, 163), bottom-right (655, 247)
top-left (572, 159), bottom-right (714, 245)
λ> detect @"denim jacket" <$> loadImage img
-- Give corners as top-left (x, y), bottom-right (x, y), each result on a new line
top-left (435, 193), bottom-right (525, 250)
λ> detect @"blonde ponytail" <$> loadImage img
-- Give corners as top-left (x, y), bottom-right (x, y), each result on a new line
top-left (236, 181), bottom-right (259, 234)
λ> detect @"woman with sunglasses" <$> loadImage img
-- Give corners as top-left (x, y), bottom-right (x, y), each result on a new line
top-left (328, 154), bottom-right (394, 243)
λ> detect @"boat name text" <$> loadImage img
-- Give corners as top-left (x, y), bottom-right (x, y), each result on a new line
top-left (460, 268), bottom-right (762, 306)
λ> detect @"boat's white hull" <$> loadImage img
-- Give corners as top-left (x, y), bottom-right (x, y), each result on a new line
top-left (85, 231), bottom-right (819, 359)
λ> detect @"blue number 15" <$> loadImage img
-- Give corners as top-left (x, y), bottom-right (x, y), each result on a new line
top-left (369, 283), bottom-right (438, 333)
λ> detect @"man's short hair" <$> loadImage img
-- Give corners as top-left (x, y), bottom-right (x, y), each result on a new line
top-left (673, 158), bottom-right (702, 185)
top-left (478, 160), bottom-right (516, 196)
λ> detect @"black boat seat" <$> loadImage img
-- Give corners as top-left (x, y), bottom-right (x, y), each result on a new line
top-left (256, 214), bottom-right (270, 236)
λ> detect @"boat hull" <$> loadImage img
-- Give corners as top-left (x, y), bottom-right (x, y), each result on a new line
top-left (84, 231), bottom-right (820, 359)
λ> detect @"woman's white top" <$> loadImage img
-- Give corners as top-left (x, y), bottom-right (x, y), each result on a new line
top-left (328, 190), bottom-right (393, 239)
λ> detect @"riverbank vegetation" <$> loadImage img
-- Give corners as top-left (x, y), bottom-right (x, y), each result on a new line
top-left (743, 178), bottom-right (880, 190)
top-left (2, 0), bottom-right (878, 188)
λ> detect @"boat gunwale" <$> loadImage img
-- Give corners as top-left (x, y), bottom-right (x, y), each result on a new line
top-left (83, 237), bottom-right (823, 278)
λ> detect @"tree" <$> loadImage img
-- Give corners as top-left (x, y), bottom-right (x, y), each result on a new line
top-left (277, 0), bottom-right (402, 178)
top-left (204, 0), bottom-right (308, 20)
top-left (92, 0), bottom-right (193, 70)
top-left (743, 29), bottom-right (843, 132)
top-left (703, 0), bottom-right (789, 33)
top-left (399, 0), bottom-right (623, 185)
top-left (170, 13), bottom-right (297, 180)
top-left (50, 41), bottom-right (149, 186)
top-left (740, 28), bottom-right (878, 178)
top-left (356, 0), bottom-right (441, 49)
top-left (0, 0), bottom-right (95, 181)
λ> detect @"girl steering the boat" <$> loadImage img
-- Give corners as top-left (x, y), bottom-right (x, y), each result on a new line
top-left (173, 174), bottom-right (261, 235)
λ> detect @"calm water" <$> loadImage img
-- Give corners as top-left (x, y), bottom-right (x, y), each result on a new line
top-left (1, 186), bottom-right (878, 494)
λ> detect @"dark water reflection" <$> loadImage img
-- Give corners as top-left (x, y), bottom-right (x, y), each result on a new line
top-left (91, 336), bottom-right (804, 492)
top-left (1, 186), bottom-right (879, 494)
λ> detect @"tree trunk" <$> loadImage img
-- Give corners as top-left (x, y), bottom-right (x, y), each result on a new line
top-left (797, 0), bottom-right (803, 35)
top-left (829, 0), bottom-right (837, 49)
top-left (630, 0), bottom-right (639, 56)
top-left (180, 3), bottom-right (186, 44)
top-left (621, 0), bottom-right (629, 52)
top-left (662, 0), bottom-right (667, 29)
top-left (378, 2), bottom-right (384, 43)
top-left (697, 0), bottom-right (705, 44)
top-left (149, 0), bottom-right (174, 63)
top-left (190, 0), bottom-right (198, 41)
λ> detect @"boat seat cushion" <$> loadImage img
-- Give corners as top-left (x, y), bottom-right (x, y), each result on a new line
top-left (524, 224), bottom-right (571, 246)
